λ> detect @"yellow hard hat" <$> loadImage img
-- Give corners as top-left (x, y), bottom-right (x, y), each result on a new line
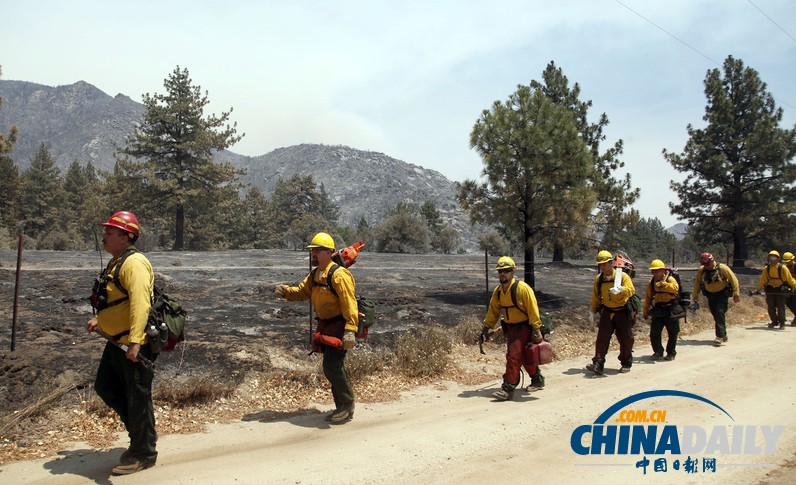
top-left (496, 256), bottom-right (516, 270)
top-left (649, 259), bottom-right (666, 270)
top-left (307, 232), bottom-right (335, 250)
top-left (596, 250), bottom-right (613, 264)
top-left (783, 252), bottom-right (794, 263)
top-left (769, 250), bottom-right (781, 259)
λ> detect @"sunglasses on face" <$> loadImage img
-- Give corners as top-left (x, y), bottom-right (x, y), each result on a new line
top-left (497, 269), bottom-right (513, 274)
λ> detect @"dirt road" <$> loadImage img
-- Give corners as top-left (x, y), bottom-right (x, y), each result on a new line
top-left (2, 320), bottom-right (795, 484)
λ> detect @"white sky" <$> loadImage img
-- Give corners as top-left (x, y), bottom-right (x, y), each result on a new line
top-left (2, 0), bottom-right (795, 227)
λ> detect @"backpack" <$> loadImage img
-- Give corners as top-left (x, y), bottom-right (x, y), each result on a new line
top-left (647, 272), bottom-right (687, 320)
top-left (594, 275), bottom-right (641, 319)
top-left (701, 263), bottom-right (733, 296)
top-left (311, 264), bottom-right (376, 338)
top-left (91, 248), bottom-right (186, 353)
top-left (762, 263), bottom-right (789, 293)
top-left (495, 280), bottom-right (553, 336)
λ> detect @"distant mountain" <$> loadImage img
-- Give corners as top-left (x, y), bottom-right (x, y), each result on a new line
top-left (666, 222), bottom-right (688, 240)
top-left (0, 80), bottom-right (479, 248)
top-left (0, 80), bottom-right (144, 171)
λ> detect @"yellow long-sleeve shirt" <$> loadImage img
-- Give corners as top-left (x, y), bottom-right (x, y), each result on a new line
top-left (96, 249), bottom-right (154, 346)
top-left (692, 262), bottom-right (740, 299)
top-left (283, 260), bottom-right (359, 333)
top-left (591, 269), bottom-right (635, 313)
top-left (643, 275), bottom-right (679, 314)
top-left (755, 263), bottom-right (796, 292)
top-left (484, 278), bottom-right (542, 330)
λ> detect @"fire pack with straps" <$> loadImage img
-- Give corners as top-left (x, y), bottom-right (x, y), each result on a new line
top-left (310, 263), bottom-right (376, 338)
top-left (493, 280), bottom-right (553, 337)
top-left (90, 248), bottom-right (186, 353)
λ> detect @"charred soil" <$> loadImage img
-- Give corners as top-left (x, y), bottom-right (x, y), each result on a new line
top-left (0, 250), bottom-right (765, 465)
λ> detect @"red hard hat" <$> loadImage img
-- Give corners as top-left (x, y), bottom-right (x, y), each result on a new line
top-left (101, 211), bottom-right (140, 236)
top-left (700, 252), bottom-right (714, 264)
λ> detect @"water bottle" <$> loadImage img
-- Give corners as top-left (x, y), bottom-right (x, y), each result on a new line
top-left (146, 324), bottom-right (159, 337)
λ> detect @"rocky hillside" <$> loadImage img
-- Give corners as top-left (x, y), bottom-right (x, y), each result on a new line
top-left (0, 80), bottom-right (143, 171)
top-left (0, 80), bottom-right (478, 247)
top-left (242, 144), bottom-right (462, 228)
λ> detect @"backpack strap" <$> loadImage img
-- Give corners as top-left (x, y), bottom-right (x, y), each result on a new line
top-left (311, 264), bottom-right (340, 297)
top-left (101, 247), bottom-right (138, 309)
top-left (509, 280), bottom-right (528, 317)
top-left (769, 263), bottom-right (783, 282)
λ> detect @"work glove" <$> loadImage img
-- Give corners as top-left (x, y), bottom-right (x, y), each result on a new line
top-left (531, 328), bottom-right (543, 344)
top-left (689, 302), bottom-right (700, 311)
top-left (589, 312), bottom-right (599, 328)
top-left (342, 331), bottom-right (356, 350)
top-left (274, 284), bottom-right (288, 298)
top-left (609, 286), bottom-right (622, 295)
top-left (479, 327), bottom-right (490, 344)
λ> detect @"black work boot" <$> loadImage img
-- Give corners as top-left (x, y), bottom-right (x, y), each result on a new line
top-left (586, 360), bottom-right (604, 375)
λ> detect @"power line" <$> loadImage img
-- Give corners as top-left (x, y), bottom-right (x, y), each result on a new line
top-left (613, 0), bottom-right (720, 66)
top-left (614, 0), bottom-right (796, 111)
top-left (747, 0), bottom-right (796, 43)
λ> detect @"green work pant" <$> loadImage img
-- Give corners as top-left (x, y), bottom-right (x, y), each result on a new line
top-left (95, 342), bottom-right (158, 460)
top-left (323, 347), bottom-right (354, 410)
top-left (650, 317), bottom-right (679, 356)
top-left (705, 291), bottom-right (729, 338)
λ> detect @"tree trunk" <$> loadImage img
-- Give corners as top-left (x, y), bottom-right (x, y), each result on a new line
top-left (524, 220), bottom-right (535, 288)
top-left (553, 240), bottom-right (564, 262)
top-left (732, 227), bottom-right (747, 268)
top-left (173, 205), bottom-right (184, 251)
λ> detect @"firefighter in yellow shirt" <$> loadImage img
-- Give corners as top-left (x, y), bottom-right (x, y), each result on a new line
top-left (86, 211), bottom-right (157, 475)
top-left (642, 260), bottom-right (682, 361)
top-left (586, 250), bottom-right (636, 375)
top-left (784, 252), bottom-right (796, 326)
top-left (275, 232), bottom-right (359, 424)
top-left (752, 250), bottom-right (796, 329)
top-left (691, 252), bottom-right (740, 346)
top-left (481, 256), bottom-right (544, 401)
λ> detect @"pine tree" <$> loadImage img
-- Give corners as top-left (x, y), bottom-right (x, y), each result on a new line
top-left (0, 155), bottom-right (20, 227)
top-left (664, 56), bottom-right (796, 267)
top-left (117, 66), bottom-right (244, 250)
top-left (18, 144), bottom-right (67, 241)
top-left (530, 62), bottom-right (639, 259)
top-left (270, 174), bottom-right (335, 247)
top-left (460, 87), bottom-right (594, 287)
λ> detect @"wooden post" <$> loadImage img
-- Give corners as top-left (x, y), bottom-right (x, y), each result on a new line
top-left (11, 233), bottom-right (23, 351)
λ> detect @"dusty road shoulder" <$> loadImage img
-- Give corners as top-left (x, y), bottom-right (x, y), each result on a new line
top-left (2, 322), bottom-right (795, 484)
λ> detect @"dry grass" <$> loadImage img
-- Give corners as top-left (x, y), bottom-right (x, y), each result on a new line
top-left (394, 325), bottom-right (452, 378)
top-left (153, 375), bottom-right (237, 405)
top-left (0, 298), bottom-right (781, 465)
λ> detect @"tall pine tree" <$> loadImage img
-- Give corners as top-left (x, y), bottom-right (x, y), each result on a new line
top-left (664, 56), bottom-right (796, 266)
top-left (117, 66), bottom-right (244, 250)
top-left (18, 144), bottom-right (67, 241)
top-left (530, 62), bottom-right (639, 259)
top-left (459, 87), bottom-right (594, 287)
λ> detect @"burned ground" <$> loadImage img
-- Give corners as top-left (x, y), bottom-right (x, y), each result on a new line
top-left (0, 249), bottom-right (764, 461)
